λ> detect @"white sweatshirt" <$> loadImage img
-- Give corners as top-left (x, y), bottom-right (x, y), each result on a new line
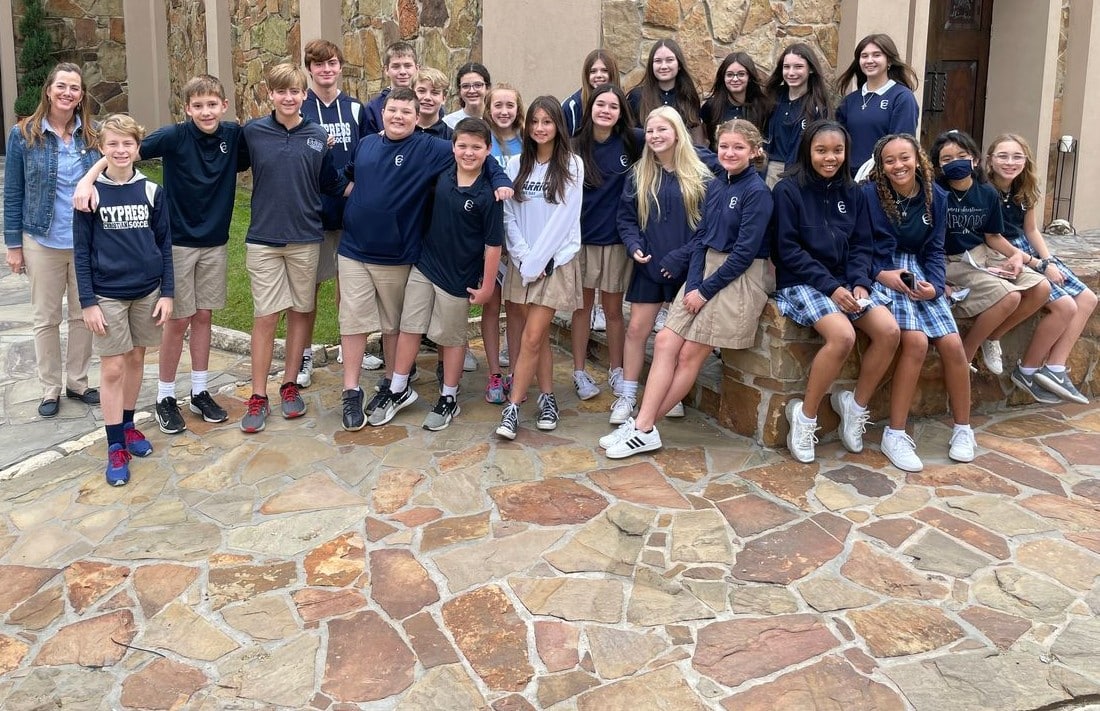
top-left (504, 154), bottom-right (584, 285)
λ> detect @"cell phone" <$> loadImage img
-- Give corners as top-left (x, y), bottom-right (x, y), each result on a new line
top-left (900, 271), bottom-right (916, 290)
top-left (544, 258), bottom-right (555, 277)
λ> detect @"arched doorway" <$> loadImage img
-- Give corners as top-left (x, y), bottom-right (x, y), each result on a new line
top-left (920, 0), bottom-right (993, 148)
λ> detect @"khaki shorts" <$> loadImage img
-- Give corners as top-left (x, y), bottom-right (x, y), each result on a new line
top-left (171, 245), bottom-right (227, 319)
top-left (338, 257), bottom-right (411, 335)
top-left (581, 243), bottom-right (633, 293)
top-left (946, 243), bottom-right (1047, 318)
top-left (664, 253), bottom-right (770, 349)
top-left (503, 256), bottom-right (582, 313)
top-left (246, 242), bottom-right (319, 317)
top-left (93, 290), bottom-right (163, 357)
top-left (316, 230), bottom-right (341, 284)
top-left (765, 160), bottom-right (785, 188)
top-left (400, 267), bottom-right (469, 347)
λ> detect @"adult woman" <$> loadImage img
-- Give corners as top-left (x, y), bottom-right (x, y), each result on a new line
top-left (700, 52), bottom-right (771, 149)
top-left (866, 134), bottom-right (974, 471)
top-left (496, 97), bottom-right (584, 440)
top-left (443, 62), bottom-right (491, 129)
top-left (569, 85), bottom-right (640, 403)
top-left (835, 34), bottom-right (920, 176)
top-left (627, 39), bottom-right (705, 145)
top-left (563, 49), bottom-right (620, 137)
top-left (4, 62), bottom-right (101, 418)
top-left (764, 43), bottom-right (831, 187)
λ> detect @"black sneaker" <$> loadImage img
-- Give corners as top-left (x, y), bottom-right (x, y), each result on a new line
top-left (368, 386), bottom-right (418, 426)
top-left (341, 388), bottom-right (366, 431)
top-left (155, 397), bottom-right (187, 434)
top-left (366, 377), bottom-right (391, 415)
top-left (536, 392), bottom-right (559, 431)
top-left (189, 390), bottom-right (228, 423)
top-left (423, 394), bottom-right (460, 431)
top-left (496, 402), bottom-right (519, 440)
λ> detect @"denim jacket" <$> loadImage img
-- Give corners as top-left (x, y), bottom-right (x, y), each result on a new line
top-left (4, 122), bottom-right (101, 248)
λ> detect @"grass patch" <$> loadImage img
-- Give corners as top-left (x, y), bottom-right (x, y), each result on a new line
top-left (139, 161), bottom-right (340, 344)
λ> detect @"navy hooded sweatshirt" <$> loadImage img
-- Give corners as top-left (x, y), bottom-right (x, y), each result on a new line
top-left (865, 181), bottom-right (948, 296)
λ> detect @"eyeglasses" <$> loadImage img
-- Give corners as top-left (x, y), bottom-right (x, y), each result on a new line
top-left (725, 72), bottom-right (748, 80)
top-left (991, 153), bottom-right (1026, 163)
top-left (460, 82), bottom-right (486, 91)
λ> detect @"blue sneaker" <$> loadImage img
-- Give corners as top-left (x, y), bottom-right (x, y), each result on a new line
top-left (123, 423), bottom-right (154, 457)
top-left (105, 443), bottom-right (131, 486)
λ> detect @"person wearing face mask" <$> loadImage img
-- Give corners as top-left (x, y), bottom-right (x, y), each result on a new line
top-left (929, 129), bottom-right (1050, 379)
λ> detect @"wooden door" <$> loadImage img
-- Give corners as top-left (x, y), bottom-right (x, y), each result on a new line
top-left (921, 0), bottom-right (993, 149)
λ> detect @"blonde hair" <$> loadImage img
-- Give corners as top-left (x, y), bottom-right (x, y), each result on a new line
top-left (98, 114), bottom-right (146, 145)
top-left (634, 107), bottom-right (711, 231)
top-left (18, 62), bottom-right (97, 149)
top-left (414, 67), bottom-right (449, 92)
top-left (986, 133), bottom-right (1041, 209)
top-left (266, 63), bottom-right (308, 92)
top-left (716, 118), bottom-right (767, 171)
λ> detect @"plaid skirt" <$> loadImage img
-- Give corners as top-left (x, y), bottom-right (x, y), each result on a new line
top-left (1007, 235), bottom-right (1089, 301)
top-left (775, 283), bottom-right (892, 327)
top-left (871, 252), bottom-right (958, 339)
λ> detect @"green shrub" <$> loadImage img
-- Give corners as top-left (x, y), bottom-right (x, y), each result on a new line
top-left (14, 0), bottom-right (54, 118)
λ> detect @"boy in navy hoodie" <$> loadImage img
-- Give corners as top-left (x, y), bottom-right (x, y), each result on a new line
top-left (297, 39), bottom-right (376, 386)
top-left (364, 41), bottom-right (419, 135)
top-left (74, 114), bottom-right (174, 486)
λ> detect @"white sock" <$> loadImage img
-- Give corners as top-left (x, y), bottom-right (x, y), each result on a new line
top-left (798, 410), bottom-right (817, 425)
top-left (883, 426), bottom-right (906, 440)
top-left (574, 369), bottom-right (587, 379)
top-left (1019, 365), bottom-right (1038, 376)
top-left (442, 384), bottom-right (459, 398)
top-left (157, 381), bottom-right (175, 402)
top-left (953, 423), bottom-right (972, 434)
top-left (1046, 363), bottom-right (1067, 373)
top-left (391, 373), bottom-right (409, 392)
top-left (191, 370), bottom-right (208, 396)
top-left (851, 398), bottom-right (868, 413)
top-left (303, 347), bottom-right (313, 359)
top-left (622, 380), bottom-right (638, 399)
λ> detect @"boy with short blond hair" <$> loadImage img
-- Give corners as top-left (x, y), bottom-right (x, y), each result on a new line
top-left (240, 62), bottom-right (346, 433)
top-left (413, 67), bottom-right (453, 140)
top-left (74, 114), bottom-right (174, 486)
top-left (364, 41), bottom-right (419, 134)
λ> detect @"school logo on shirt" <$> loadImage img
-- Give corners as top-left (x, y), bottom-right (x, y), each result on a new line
top-left (922, 212), bottom-right (933, 226)
top-left (801, 118), bottom-right (808, 130)
top-left (837, 200), bottom-right (847, 214)
top-left (464, 199), bottom-right (474, 212)
top-left (880, 99), bottom-right (890, 110)
top-left (219, 141), bottom-right (228, 154)
top-left (322, 120), bottom-right (352, 146)
top-left (395, 154), bottom-right (405, 167)
top-left (99, 203), bottom-right (151, 230)
top-left (728, 196), bottom-right (739, 209)
top-left (306, 137), bottom-right (324, 152)
top-left (620, 154), bottom-right (629, 167)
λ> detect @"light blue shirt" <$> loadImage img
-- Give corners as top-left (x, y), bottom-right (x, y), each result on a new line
top-left (43, 116), bottom-right (85, 249)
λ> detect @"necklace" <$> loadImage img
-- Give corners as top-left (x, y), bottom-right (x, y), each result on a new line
top-left (895, 192), bottom-right (917, 217)
top-left (860, 91), bottom-right (875, 111)
top-left (950, 184), bottom-right (972, 204)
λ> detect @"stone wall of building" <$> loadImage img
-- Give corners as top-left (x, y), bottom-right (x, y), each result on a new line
top-left (230, 0), bottom-right (301, 120)
top-left (11, 0), bottom-right (128, 116)
top-left (602, 0), bottom-right (841, 96)
top-left (166, 0), bottom-right (209, 120)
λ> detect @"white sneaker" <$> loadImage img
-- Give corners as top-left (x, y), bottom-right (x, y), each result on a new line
top-left (948, 427), bottom-right (976, 462)
top-left (881, 430), bottom-right (924, 472)
top-left (574, 371), bottom-right (600, 400)
top-left (362, 353), bottom-right (384, 371)
top-left (600, 418), bottom-right (635, 449)
top-left (296, 354), bottom-right (313, 388)
top-left (499, 350), bottom-right (510, 368)
top-left (591, 304), bottom-right (607, 331)
top-left (831, 390), bottom-right (869, 453)
top-left (785, 399), bottom-right (818, 463)
top-left (653, 306), bottom-right (668, 332)
top-left (605, 423), bottom-right (662, 459)
top-left (463, 349), bottom-right (478, 372)
top-left (336, 346), bottom-right (343, 364)
top-left (608, 367), bottom-right (625, 397)
top-left (980, 340), bottom-right (1004, 375)
top-left (609, 395), bottom-right (635, 425)
top-left (666, 401), bottom-right (685, 418)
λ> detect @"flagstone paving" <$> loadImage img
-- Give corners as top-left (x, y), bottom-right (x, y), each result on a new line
top-left (1, 351), bottom-right (1099, 711)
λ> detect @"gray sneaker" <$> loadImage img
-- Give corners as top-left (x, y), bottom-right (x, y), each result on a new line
top-left (1010, 365), bottom-right (1060, 404)
top-left (279, 382), bottom-right (307, 418)
top-left (1033, 366), bottom-right (1088, 404)
top-left (423, 394), bottom-right (460, 431)
top-left (368, 386), bottom-right (418, 426)
top-left (240, 394), bottom-right (270, 433)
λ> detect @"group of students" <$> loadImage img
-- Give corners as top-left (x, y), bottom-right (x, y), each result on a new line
top-left (5, 33), bottom-right (1094, 486)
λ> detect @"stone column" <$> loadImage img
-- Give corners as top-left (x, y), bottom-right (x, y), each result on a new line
top-left (1061, 0), bottom-right (1100, 231)
top-left (299, 1), bottom-right (342, 57)
top-left (1, 0), bottom-right (17, 137)
top-left (122, 0), bottom-right (171, 129)
top-left (204, 0), bottom-right (237, 120)
top-left (984, 0), bottom-right (1059, 223)
top-left (837, 0), bottom-right (928, 120)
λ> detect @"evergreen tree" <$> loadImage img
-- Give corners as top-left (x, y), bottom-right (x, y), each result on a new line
top-left (14, 0), bottom-right (55, 117)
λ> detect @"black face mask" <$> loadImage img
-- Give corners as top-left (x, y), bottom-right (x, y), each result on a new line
top-left (941, 158), bottom-right (973, 181)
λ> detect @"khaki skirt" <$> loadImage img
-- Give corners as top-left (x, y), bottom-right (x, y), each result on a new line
top-left (503, 256), bottom-right (583, 313)
top-left (580, 243), bottom-right (633, 293)
top-left (946, 243), bottom-right (1046, 318)
top-left (663, 251), bottom-right (771, 349)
